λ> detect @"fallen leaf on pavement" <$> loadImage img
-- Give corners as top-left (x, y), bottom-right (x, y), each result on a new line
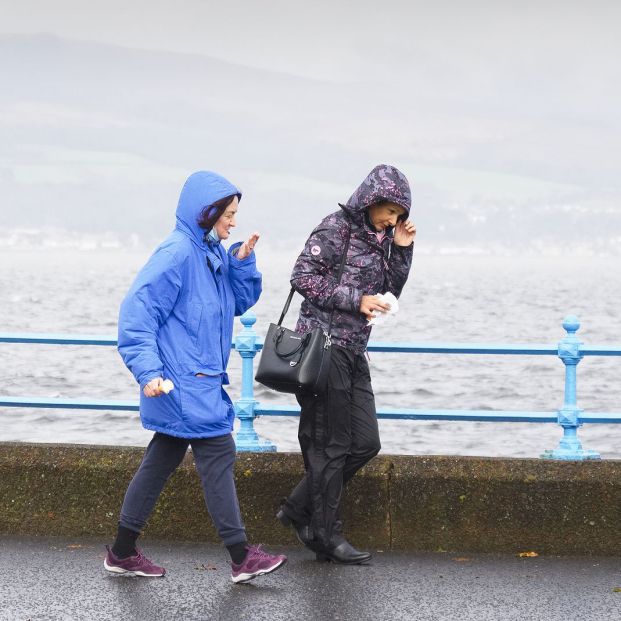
top-left (195, 563), bottom-right (217, 571)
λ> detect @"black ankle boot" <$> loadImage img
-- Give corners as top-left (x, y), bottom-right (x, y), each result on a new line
top-left (276, 508), bottom-right (317, 552)
top-left (316, 538), bottom-right (372, 565)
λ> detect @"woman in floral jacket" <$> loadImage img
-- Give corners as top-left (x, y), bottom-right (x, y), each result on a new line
top-left (277, 164), bottom-right (416, 564)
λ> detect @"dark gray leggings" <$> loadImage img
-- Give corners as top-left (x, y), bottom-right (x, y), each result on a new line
top-left (119, 432), bottom-right (246, 547)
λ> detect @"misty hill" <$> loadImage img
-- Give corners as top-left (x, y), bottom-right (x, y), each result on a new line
top-left (1, 34), bottom-right (620, 252)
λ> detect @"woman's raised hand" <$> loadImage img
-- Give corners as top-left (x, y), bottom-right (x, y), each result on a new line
top-left (237, 232), bottom-right (260, 260)
top-left (394, 220), bottom-right (416, 247)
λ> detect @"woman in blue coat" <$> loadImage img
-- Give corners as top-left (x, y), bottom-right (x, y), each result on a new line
top-left (104, 171), bottom-right (287, 584)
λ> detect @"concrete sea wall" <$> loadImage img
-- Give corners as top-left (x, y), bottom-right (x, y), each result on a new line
top-left (1, 443), bottom-right (620, 555)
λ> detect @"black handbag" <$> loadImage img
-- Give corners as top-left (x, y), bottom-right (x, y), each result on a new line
top-left (255, 226), bottom-right (352, 394)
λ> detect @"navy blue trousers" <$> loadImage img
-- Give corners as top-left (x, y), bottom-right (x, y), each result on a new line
top-left (119, 432), bottom-right (246, 547)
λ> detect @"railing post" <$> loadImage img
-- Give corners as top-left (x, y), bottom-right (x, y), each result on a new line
top-left (542, 315), bottom-right (600, 460)
top-left (233, 312), bottom-right (276, 452)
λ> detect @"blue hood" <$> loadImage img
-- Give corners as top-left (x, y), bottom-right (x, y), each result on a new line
top-left (175, 171), bottom-right (241, 246)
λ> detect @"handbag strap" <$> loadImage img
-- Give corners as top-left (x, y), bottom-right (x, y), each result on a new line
top-left (277, 287), bottom-right (296, 326)
top-left (277, 223), bottom-right (352, 329)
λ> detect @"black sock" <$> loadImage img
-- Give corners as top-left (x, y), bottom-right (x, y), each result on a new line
top-left (227, 541), bottom-right (248, 564)
top-left (111, 525), bottom-right (140, 559)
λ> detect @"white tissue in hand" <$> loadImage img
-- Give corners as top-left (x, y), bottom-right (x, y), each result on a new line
top-left (161, 379), bottom-right (175, 394)
top-left (367, 292), bottom-right (399, 326)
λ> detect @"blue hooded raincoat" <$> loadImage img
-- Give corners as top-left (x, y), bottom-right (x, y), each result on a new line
top-left (118, 171), bottom-right (262, 438)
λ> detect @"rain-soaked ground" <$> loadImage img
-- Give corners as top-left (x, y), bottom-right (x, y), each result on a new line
top-left (1, 536), bottom-right (620, 620)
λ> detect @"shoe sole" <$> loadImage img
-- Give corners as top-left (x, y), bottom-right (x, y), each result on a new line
top-left (103, 558), bottom-right (165, 577)
top-left (315, 553), bottom-right (372, 565)
top-left (231, 557), bottom-right (287, 584)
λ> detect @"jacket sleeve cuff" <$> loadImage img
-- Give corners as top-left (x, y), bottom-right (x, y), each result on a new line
top-left (392, 242), bottom-right (414, 257)
top-left (228, 242), bottom-right (256, 267)
top-left (333, 284), bottom-right (363, 313)
top-left (350, 287), bottom-right (363, 313)
top-left (138, 370), bottom-right (163, 390)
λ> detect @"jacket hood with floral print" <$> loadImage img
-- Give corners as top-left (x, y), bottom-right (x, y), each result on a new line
top-left (340, 163), bottom-right (411, 222)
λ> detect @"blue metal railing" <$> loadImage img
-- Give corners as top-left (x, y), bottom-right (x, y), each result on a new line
top-left (1, 314), bottom-right (620, 459)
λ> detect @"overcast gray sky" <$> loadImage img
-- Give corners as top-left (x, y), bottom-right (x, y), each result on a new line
top-left (1, 0), bottom-right (620, 252)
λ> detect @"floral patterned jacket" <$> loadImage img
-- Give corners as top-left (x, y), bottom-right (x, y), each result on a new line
top-left (291, 164), bottom-right (413, 354)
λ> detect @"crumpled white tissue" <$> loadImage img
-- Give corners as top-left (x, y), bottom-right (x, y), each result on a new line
top-left (161, 379), bottom-right (175, 394)
top-left (367, 292), bottom-right (399, 326)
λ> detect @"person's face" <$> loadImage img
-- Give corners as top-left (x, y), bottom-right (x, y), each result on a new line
top-left (214, 196), bottom-right (239, 240)
top-left (367, 202), bottom-right (407, 231)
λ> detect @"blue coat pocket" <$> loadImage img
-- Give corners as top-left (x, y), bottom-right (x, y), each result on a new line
top-left (178, 374), bottom-right (233, 434)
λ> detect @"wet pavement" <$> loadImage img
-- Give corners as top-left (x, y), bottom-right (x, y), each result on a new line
top-left (1, 536), bottom-right (620, 620)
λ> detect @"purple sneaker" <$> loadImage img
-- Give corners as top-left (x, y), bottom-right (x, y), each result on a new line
top-left (231, 544), bottom-right (287, 584)
top-left (103, 545), bottom-right (166, 577)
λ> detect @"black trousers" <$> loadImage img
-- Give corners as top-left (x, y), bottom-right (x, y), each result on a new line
top-left (283, 344), bottom-right (381, 546)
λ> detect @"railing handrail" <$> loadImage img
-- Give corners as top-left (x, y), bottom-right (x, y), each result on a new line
top-left (2, 332), bottom-right (620, 357)
top-left (0, 397), bottom-right (140, 411)
top-left (3, 395), bottom-right (621, 427)
top-left (1, 314), bottom-right (619, 459)
top-left (0, 333), bottom-right (118, 346)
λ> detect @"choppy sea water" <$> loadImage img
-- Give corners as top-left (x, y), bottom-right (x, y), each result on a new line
top-left (0, 245), bottom-right (620, 458)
